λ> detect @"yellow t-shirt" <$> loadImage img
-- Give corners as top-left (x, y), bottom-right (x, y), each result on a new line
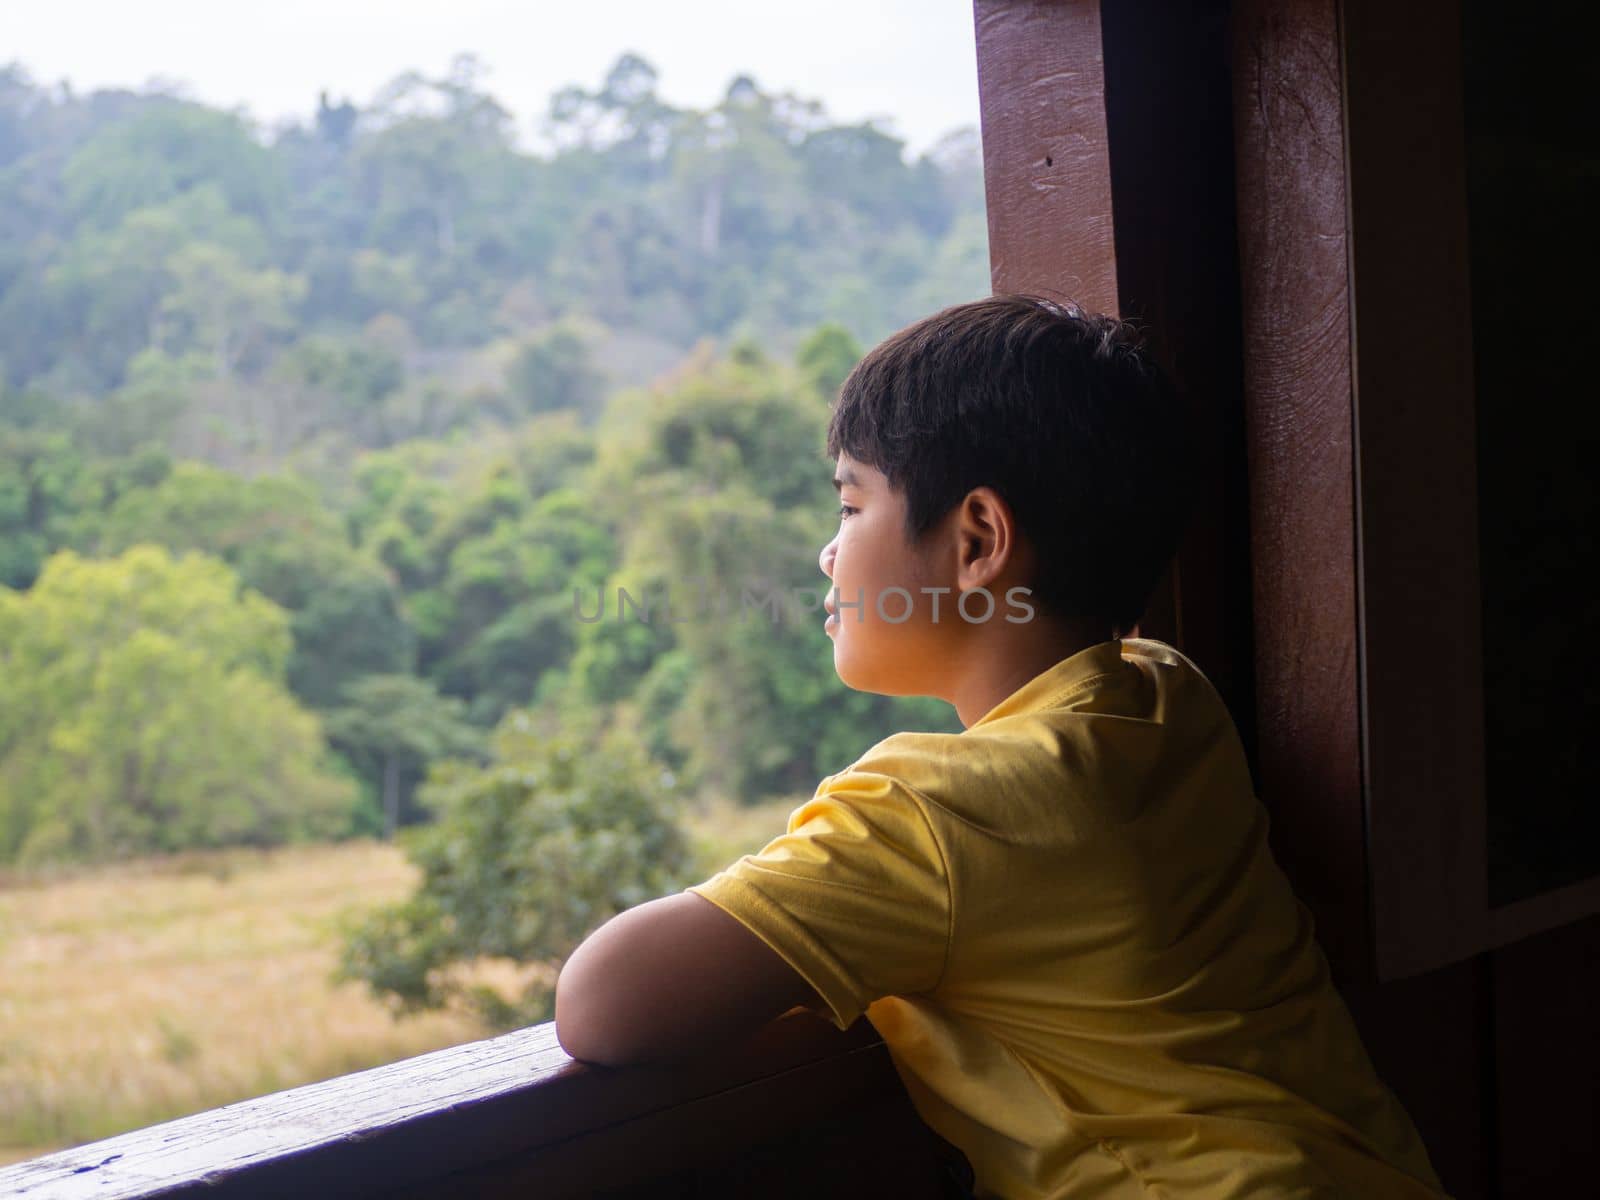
top-left (689, 638), bottom-right (1447, 1199)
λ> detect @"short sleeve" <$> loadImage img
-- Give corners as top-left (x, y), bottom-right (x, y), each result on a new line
top-left (687, 767), bottom-right (952, 1030)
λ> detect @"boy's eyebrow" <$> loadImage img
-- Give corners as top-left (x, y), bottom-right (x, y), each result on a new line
top-left (832, 466), bottom-right (861, 492)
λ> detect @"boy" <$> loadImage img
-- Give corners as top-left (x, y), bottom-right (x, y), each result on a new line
top-left (554, 296), bottom-right (1447, 1198)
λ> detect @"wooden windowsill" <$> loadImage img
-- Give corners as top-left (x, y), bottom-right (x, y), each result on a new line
top-left (0, 1012), bottom-right (921, 1199)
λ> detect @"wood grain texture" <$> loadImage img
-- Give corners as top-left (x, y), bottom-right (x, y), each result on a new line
top-left (1230, 0), bottom-right (1370, 981)
top-left (0, 1014), bottom-right (897, 1200)
top-left (974, 0), bottom-right (1118, 314)
top-left (394, 1039), bottom-right (941, 1199)
top-left (1237, 0), bottom-right (1593, 982)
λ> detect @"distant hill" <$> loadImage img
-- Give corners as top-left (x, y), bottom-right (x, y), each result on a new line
top-left (0, 53), bottom-right (988, 466)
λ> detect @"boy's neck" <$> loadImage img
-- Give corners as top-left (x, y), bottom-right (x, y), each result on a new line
top-left (946, 616), bottom-right (1112, 729)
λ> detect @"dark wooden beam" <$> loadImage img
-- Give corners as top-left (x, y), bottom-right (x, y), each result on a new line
top-left (974, 0), bottom-right (1255, 746)
top-left (1340, 0), bottom-right (1488, 982)
top-left (1230, 0), bottom-right (1371, 982)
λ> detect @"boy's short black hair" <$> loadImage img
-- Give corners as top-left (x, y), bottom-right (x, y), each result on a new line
top-left (825, 294), bottom-right (1193, 637)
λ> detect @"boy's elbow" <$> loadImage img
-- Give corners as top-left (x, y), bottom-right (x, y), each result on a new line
top-left (553, 950), bottom-right (643, 1066)
top-left (554, 1016), bottom-right (633, 1067)
top-left (553, 892), bottom-right (794, 1067)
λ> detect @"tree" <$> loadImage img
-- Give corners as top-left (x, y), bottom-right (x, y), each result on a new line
top-left (0, 65), bottom-right (997, 845)
top-left (43, 186), bottom-right (270, 388)
top-left (0, 58), bottom-right (991, 430)
top-left (358, 57), bottom-right (515, 262)
top-left (505, 321), bottom-right (605, 420)
top-left (78, 348), bottom-right (215, 456)
top-left (387, 434), bottom-right (612, 724)
top-left (796, 321), bottom-right (862, 399)
top-left (96, 462), bottom-right (416, 707)
top-left (0, 546), bottom-right (356, 863)
top-left (338, 711), bottom-right (689, 1027)
top-left (542, 53), bottom-right (681, 170)
top-left (61, 100), bottom-right (284, 231)
top-left (0, 430), bottom-right (173, 587)
top-left (157, 243), bottom-right (305, 379)
top-left (246, 537), bottom-right (418, 709)
top-left (324, 674), bottom-right (484, 838)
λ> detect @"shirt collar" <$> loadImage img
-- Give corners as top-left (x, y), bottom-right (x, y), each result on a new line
top-left (966, 639), bottom-right (1130, 729)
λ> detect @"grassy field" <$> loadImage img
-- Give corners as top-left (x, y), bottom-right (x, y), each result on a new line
top-left (0, 798), bottom-right (796, 1168)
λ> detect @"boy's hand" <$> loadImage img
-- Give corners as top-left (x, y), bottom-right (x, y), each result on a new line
top-left (554, 892), bottom-right (826, 1066)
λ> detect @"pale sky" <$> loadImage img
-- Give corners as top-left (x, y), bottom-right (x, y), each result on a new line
top-left (3, 0), bottom-right (983, 157)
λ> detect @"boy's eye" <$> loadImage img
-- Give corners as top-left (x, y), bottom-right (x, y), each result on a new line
top-left (838, 503), bottom-right (858, 519)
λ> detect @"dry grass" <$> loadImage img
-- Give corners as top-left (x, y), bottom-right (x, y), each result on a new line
top-left (0, 841), bottom-right (487, 1167)
top-left (0, 800), bottom-right (803, 1169)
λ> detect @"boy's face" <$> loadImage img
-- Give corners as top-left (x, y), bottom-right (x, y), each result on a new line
top-left (819, 453), bottom-right (958, 696)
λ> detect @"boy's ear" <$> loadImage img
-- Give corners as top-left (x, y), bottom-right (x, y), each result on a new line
top-left (953, 486), bottom-right (1018, 591)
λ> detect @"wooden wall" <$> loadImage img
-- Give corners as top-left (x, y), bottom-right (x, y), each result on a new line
top-left (974, 3), bottom-right (1599, 1196)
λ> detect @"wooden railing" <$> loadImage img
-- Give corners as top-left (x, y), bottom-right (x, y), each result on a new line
top-left (0, 1012), bottom-right (951, 1199)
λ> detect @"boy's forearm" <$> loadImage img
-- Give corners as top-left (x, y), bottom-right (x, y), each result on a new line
top-left (553, 892), bottom-right (822, 1067)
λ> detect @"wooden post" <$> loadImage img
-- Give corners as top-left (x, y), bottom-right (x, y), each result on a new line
top-left (974, 0), bottom-right (1255, 756)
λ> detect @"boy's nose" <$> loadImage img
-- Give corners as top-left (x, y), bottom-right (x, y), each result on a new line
top-left (818, 535), bottom-right (837, 581)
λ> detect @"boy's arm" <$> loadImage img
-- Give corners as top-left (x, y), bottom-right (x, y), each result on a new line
top-left (553, 892), bottom-right (825, 1067)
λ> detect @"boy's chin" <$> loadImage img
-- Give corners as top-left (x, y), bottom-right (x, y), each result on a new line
top-left (830, 642), bottom-right (927, 698)
top-left (830, 639), bottom-right (876, 693)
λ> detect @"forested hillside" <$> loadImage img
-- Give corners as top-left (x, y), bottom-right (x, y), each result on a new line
top-left (0, 53), bottom-right (982, 868)
top-left (0, 53), bottom-right (986, 467)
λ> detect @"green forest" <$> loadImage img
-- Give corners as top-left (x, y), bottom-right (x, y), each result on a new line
top-left (0, 53), bottom-right (979, 1016)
